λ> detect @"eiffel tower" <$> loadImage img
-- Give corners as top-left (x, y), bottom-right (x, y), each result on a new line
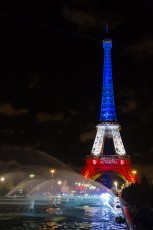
top-left (81, 32), bottom-right (138, 187)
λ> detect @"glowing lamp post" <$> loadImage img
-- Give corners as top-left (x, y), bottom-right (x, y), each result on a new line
top-left (29, 174), bottom-right (35, 178)
top-left (132, 170), bottom-right (137, 175)
top-left (29, 174), bottom-right (35, 191)
top-left (132, 170), bottom-right (137, 181)
top-left (50, 169), bottom-right (55, 178)
top-left (114, 181), bottom-right (118, 190)
top-left (121, 183), bottom-right (125, 190)
top-left (0, 177), bottom-right (6, 196)
top-left (0, 177), bottom-right (5, 182)
top-left (58, 180), bottom-right (62, 185)
top-left (57, 180), bottom-right (62, 194)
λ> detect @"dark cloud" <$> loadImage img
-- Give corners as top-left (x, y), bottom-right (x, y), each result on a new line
top-left (80, 129), bottom-right (96, 143)
top-left (0, 103), bottom-right (29, 117)
top-left (118, 99), bottom-right (138, 113)
top-left (118, 89), bottom-right (138, 113)
top-left (138, 111), bottom-right (150, 123)
top-left (62, 4), bottom-right (126, 31)
top-left (36, 112), bottom-right (64, 122)
top-left (1, 129), bottom-right (15, 135)
top-left (118, 87), bottom-right (153, 123)
top-left (6, 159), bottom-right (21, 166)
top-left (63, 5), bottom-right (98, 30)
top-left (28, 76), bottom-right (41, 91)
top-left (0, 159), bottom-right (20, 167)
top-left (124, 36), bottom-right (153, 59)
top-left (69, 110), bottom-right (80, 117)
top-left (119, 89), bottom-right (137, 98)
top-left (69, 0), bottom-right (97, 8)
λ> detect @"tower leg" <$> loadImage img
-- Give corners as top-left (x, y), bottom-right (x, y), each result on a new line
top-left (92, 126), bottom-right (105, 155)
top-left (112, 128), bottom-right (126, 155)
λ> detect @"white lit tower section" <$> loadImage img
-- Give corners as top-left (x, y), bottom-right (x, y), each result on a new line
top-left (91, 37), bottom-right (126, 156)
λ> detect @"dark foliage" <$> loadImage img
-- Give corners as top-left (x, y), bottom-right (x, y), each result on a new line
top-left (122, 175), bottom-right (153, 229)
top-left (122, 175), bottom-right (151, 206)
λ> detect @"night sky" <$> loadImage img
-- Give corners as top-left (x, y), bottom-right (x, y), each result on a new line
top-left (0, 1), bottom-right (153, 178)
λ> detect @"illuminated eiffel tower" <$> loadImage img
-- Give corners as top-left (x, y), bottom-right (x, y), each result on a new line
top-left (81, 31), bottom-right (138, 186)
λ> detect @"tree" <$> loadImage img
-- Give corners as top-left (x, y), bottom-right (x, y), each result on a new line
top-left (121, 175), bottom-right (151, 206)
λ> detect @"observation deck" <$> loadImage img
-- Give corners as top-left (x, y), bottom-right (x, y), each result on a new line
top-left (85, 155), bottom-right (131, 166)
top-left (86, 155), bottom-right (130, 160)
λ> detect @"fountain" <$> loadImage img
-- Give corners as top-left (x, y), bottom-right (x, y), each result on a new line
top-left (0, 147), bottom-right (132, 229)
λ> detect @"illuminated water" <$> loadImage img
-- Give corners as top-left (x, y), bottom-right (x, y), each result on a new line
top-left (0, 148), bottom-right (130, 229)
top-left (0, 204), bottom-right (128, 230)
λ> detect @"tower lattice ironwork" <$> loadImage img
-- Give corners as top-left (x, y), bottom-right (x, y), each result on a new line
top-left (81, 35), bottom-right (138, 184)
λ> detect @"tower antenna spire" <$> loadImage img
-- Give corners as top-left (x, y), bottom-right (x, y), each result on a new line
top-left (106, 23), bottom-right (109, 34)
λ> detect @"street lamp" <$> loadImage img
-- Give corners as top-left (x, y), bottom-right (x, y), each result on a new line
top-left (58, 180), bottom-right (62, 185)
top-left (132, 170), bottom-right (137, 175)
top-left (114, 181), bottom-right (118, 190)
top-left (29, 174), bottom-right (35, 178)
top-left (121, 183), bottom-right (125, 190)
top-left (29, 174), bottom-right (35, 191)
top-left (0, 177), bottom-right (5, 182)
top-left (57, 180), bottom-right (62, 194)
top-left (50, 169), bottom-right (55, 178)
top-left (132, 170), bottom-right (137, 181)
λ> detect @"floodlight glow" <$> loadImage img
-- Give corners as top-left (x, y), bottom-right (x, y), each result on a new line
top-left (100, 192), bottom-right (110, 202)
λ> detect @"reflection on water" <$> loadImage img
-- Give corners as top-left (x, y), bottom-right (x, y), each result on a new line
top-left (46, 207), bottom-right (62, 215)
top-left (0, 204), bottom-right (128, 230)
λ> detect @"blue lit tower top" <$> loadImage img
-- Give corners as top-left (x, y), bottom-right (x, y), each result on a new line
top-left (99, 37), bottom-right (117, 122)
